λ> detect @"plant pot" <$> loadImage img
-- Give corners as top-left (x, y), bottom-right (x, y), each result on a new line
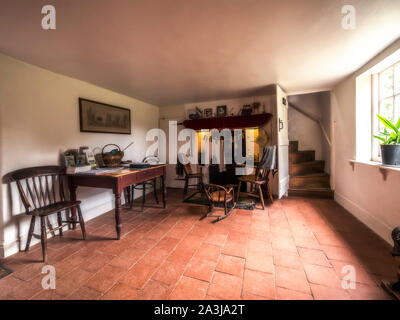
top-left (380, 144), bottom-right (400, 166)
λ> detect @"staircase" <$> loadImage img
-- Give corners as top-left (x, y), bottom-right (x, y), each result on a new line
top-left (289, 141), bottom-right (333, 198)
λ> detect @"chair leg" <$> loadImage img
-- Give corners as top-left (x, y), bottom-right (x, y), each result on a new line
top-left (200, 202), bottom-right (214, 220)
top-left (153, 179), bottom-right (159, 204)
top-left (183, 178), bottom-right (189, 199)
top-left (212, 202), bottom-right (234, 223)
top-left (25, 216), bottom-right (36, 252)
top-left (198, 177), bottom-right (203, 192)
top-left (236, 181), bottom-right (242, 203)
top-left (142, 183), bottom-right (146, 212)
top-left (258, 185), bottom-right (265, 210)
top-left (76, 205), bottom-right (86, 240)
top-left (57, 211), bottom-right (63, 236)
top-left (130, 186), bottom-right (135, 209)
top-left (46, 217), bottom-right (56, 238)
top-left (40, 216), bottom-right (47, 262)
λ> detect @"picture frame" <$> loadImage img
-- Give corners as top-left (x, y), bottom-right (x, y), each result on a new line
top-left (216, 105), bottom-right (227, 117)
top-left (79, 98), bottom-right (131, 134)
top-left (204, 108), bottom-right (213, 118)
top-left (85, 150), bottom-right (97, 168)
top-left (64, 155), bottom-right (76, 167)
top-left (76, 154), bottom-right (87, 166)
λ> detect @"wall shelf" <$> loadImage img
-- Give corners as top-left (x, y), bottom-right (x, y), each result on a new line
top-left (183, 113), bottom-right (273, 130)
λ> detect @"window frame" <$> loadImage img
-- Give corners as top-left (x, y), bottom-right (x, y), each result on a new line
top-left (371, 61), bottom-right (400, 161)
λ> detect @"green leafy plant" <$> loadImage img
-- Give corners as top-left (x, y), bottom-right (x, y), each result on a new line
top-left (374, 115), bottom-right (400, 145)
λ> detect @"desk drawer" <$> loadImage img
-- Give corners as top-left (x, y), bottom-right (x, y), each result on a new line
top-left (136, 167), bottom-right (163, 182)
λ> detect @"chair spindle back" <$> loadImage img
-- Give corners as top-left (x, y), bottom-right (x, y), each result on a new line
top-left (9, 166), bottom-right (66, 214)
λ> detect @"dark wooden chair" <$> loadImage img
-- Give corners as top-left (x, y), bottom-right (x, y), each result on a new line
top-left (236, 167), bottom-right (276, 210)
top-left (182, 163), bottom-right (204, 200)
top-left (201, 184), bottom-right (235, 222)
top-left (9, 166), bottom-right (86, 262)
top-left (129, 156), bottom-right (159, 211)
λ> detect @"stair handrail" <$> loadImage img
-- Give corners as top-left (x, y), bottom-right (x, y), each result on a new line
top-left (288, 102), bottom-right (331, 147)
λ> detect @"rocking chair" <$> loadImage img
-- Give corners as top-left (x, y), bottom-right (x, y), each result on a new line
top-left (200, 184), bottom-right (235, 223)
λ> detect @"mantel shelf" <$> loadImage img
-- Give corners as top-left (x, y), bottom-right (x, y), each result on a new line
top-left (183, 113), bottom-right (273, 130)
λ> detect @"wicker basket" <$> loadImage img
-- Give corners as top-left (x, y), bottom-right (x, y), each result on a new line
top-left (102, 144), bottom-right (124, 168)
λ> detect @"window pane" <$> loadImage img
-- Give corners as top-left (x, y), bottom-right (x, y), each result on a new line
top-left (379, 97), bottom-right (394, 130)
top-left (395, 64), bottom-right (400, 95)
top-left (380, 67), bottom-right (394, 99)
top-left (395, 95), bottom-right (400, 124)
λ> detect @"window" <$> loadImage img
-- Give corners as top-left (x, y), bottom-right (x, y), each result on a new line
top-left (371, 61), bottom-right (400, 160)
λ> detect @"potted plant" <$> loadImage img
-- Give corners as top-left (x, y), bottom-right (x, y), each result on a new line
top-left (374, 115), bottom-right (400, 166)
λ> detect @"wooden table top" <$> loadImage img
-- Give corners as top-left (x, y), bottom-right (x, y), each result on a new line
top-left (68, 164), bottom-right (167, 178)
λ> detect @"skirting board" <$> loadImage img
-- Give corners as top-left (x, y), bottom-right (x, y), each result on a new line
top-left (335, 191), bottom-right (393, 245)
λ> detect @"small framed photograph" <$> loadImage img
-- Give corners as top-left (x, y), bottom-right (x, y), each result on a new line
top-left (216, 105), bottom-right (227, 117)
top-left (76, 155), bottom-right (87, 166)
top-left (64, 155), bottom-right (75, 167)
top-left (204, 108), bottom-right (213, 118)
top-left (187, 108), bottom-right (199, 120)
top-left (85, 151), bottom-right (97, 168)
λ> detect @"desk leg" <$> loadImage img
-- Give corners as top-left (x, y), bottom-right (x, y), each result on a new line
top-left (69, 183), bottom-right (77, 230)
top-left (161, 175), bottom-right (167, 208)
top-left (114, 192), bottom-right (122, 240)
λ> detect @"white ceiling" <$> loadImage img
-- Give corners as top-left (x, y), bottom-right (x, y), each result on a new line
top-left (0, 0), bottom-right (399, 106)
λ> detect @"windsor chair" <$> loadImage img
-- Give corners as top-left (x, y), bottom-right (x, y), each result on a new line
top-left (128, 156), bottom-right (160, 211)
top-left (8, 166), bottom-right (86, 262)
top-left (182, 163), bottom-right (204, 200)
top-left (236, 167), bottom-right (276, 210)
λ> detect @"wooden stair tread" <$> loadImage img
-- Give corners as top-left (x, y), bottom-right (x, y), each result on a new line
top-left (289, 187), bottom-right (332, 191)
top-left (290, 160), bottom-right (325, 176)
top-left (291, 173), bottom-right (329, 178)
top-left (290, 150), bottom-right (315, 154)
top-left (288, 187), bottom-right (334, 198)
top-left (290, 160), bottom-right (324, 166)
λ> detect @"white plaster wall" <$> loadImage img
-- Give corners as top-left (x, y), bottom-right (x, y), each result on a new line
top-left (332, 39), bottom-right (400, 245)
top-left (0, 54), bottom-right (159, 257)
top-left (288, 93), bottom-right (323, 160)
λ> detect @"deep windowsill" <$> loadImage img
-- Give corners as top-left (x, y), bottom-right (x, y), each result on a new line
top-left (349, 159), bottom-right (400, 172)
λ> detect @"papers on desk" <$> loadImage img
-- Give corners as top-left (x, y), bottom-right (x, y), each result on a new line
top-left (66, 165), bottom-right (92, 174)
top-left (72, 165), bottom-right (159, 176)
top-left (99, 168), bottom-right (132, 176)
top-left (73, 167), bottom-right (126, 175)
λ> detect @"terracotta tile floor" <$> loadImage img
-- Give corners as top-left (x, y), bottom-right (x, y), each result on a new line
top-left (0, 189), bottom-right (396, 300)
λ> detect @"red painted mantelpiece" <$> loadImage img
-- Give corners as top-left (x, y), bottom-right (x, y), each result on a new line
top-left (183, 113), bottom-right (273, 130)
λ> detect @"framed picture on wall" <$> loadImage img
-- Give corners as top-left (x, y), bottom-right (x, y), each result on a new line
top-left (216, 105), bottom-right (227, 117)
top-left (204, 108), bottom-right (213, 118)
top-left (79, 98), bottom-right (131, 134)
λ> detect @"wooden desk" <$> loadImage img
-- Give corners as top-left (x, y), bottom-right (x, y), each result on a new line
top-left (67, 165), bottom-right (167, 240)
